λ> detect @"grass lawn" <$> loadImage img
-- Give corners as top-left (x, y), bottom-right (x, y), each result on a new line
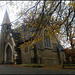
top-left (19, 64), bottom-right (44, 67)
top-left (18, 64), bottom-right (63, 69)
top-left (18, 64), bottom-right (75, 69)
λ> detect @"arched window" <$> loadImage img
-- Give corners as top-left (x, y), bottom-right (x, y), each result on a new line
top-left (25, 46), bottom-right (28, 53)
top-left (44, 30), bottom-right (51, 48)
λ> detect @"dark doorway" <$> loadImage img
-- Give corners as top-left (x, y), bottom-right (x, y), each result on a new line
top-left (6, 45), bottom-right (12, 64)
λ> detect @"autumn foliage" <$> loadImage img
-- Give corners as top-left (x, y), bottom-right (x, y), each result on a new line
top-left (65, 48), bottom-right (75, 62)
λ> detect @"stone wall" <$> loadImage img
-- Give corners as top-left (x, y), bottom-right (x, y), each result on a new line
top-left (37, 48), bottom-right (60, 65)
top-left (60, 51), bottom-right (66, 64)
top-left (20, 42), bottom-right (60, 65)
top-left (20, 45), bottom-right (31, 64)
top-left (19, 29), bottom-right (66, 65)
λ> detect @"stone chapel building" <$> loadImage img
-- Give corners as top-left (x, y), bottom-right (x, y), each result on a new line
top-left (0, 10), bottom-right (66, 65)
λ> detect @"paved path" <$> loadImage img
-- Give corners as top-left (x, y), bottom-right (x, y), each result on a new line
top-left (0, 65), bottom-right (75, 74)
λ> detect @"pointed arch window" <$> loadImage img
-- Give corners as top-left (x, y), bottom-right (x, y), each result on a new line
top-left (44, 30), bottom-right (51, 48)
top-left (25, 46), bottom-right (28, 53)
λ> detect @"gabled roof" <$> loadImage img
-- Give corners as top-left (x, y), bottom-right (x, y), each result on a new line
top-left (10, 30), bottom-right (22, 44)
top-left (2, 10), bottom-right (10, 24)
top-left (13, 25), bottom-right (34, 43)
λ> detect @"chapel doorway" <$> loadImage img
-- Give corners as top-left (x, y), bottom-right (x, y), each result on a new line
top-left (6, 45), bottom-right (12, 64)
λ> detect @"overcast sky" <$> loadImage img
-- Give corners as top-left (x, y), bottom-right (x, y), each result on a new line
top-left (0, 1), bottom-right (37, 30)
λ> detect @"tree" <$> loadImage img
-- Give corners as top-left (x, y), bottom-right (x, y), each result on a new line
top-left (58, 1), bottom-right (75, 50)
top-left (16, 1), bottom-right (74, 46)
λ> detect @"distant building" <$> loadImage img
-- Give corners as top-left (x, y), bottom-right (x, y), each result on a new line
top-left (0, 10), bottom-right (66, 65)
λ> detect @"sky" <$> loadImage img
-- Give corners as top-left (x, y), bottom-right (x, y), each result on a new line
top-left (0, 1), bottom-right (37, 30)
top-left (0, 1), bottom-right (70, 29)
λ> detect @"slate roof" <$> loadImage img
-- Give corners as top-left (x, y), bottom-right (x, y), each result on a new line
top-left (58, 43), bottom-right (65, 51)
top-left (11, 26), bottom-right (64, 51)
top-left (13, 25), bottom-right (33, 41)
